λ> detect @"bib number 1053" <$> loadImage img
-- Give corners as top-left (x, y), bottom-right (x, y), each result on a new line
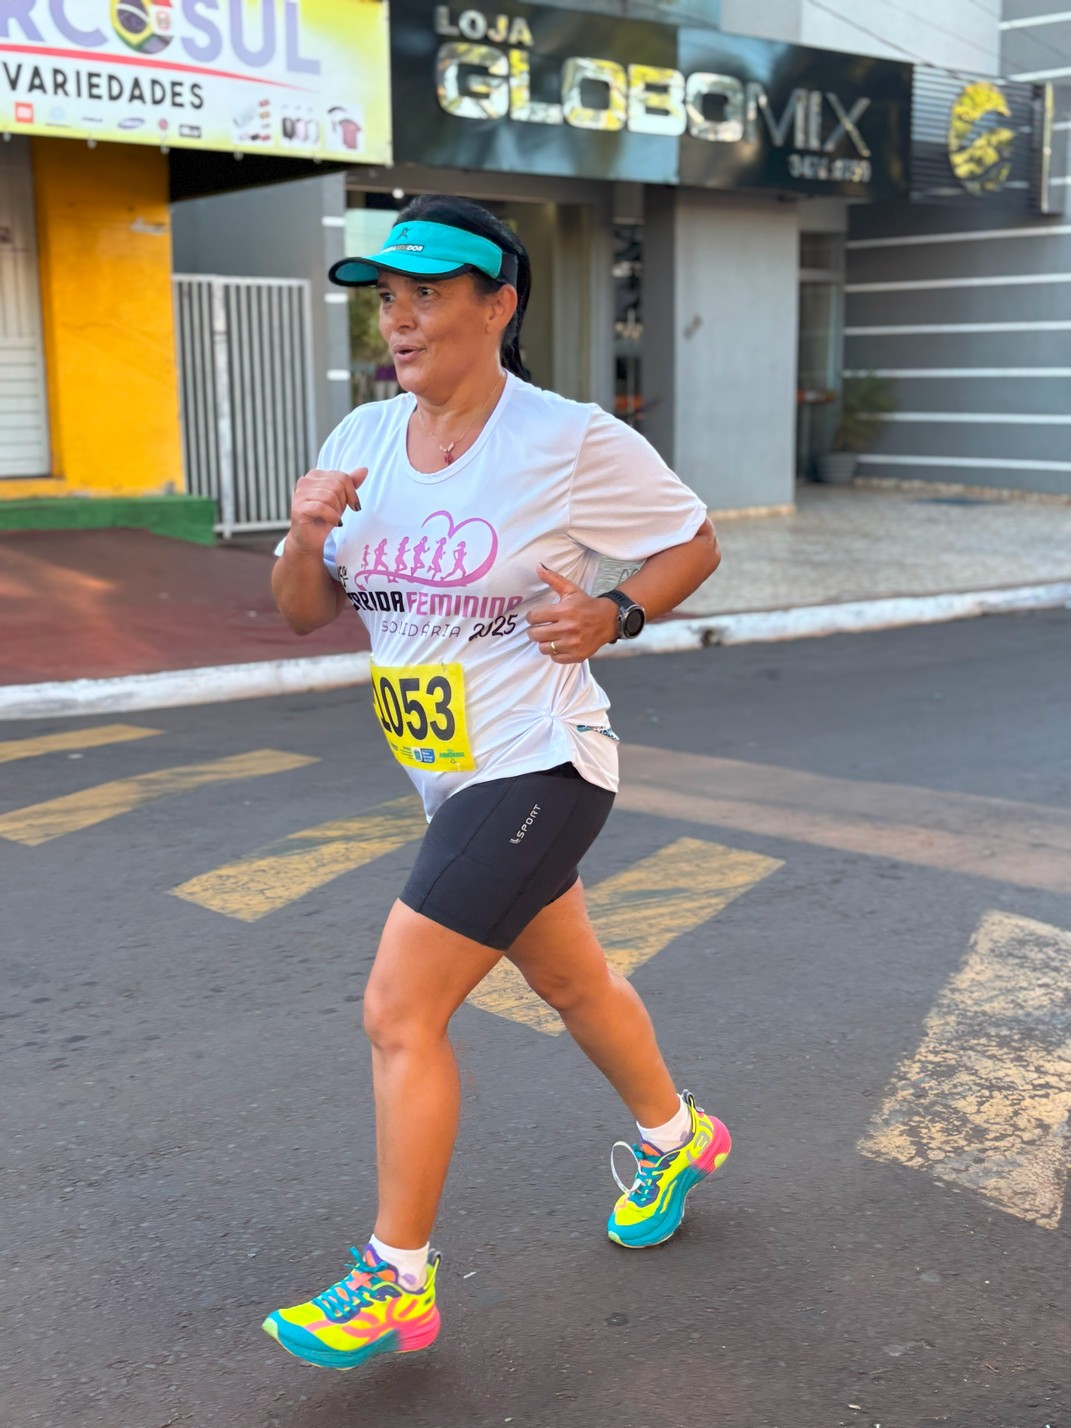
top-left (369, 662), bottom-right (475, 772)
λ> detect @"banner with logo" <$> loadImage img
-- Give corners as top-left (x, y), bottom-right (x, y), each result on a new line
top-left (911, 66), bottom-right (1055, 213)
top-left (0, 0), bottom-right (391, 164)
top-left (390, 0), bottom-right (912, 197)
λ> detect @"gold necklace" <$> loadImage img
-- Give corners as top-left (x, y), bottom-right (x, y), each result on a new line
top-left (415, 374), bottom-right (505, 465)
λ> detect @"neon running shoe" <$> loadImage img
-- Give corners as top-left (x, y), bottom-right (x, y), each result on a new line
top-left (607, 1091), bottom-right (731, 1249)
top-left (262, 1244), bottom-right (441, 1371)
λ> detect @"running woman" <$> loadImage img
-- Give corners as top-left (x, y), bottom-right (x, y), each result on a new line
top-left (264, 194), bottom-right (730, 1372)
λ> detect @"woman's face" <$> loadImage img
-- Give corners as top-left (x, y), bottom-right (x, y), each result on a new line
top-left (376, 270), bottom-right (516, 399)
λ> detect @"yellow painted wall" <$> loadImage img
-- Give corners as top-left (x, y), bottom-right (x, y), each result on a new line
top-left (16, 139), bottom-right (184, 498)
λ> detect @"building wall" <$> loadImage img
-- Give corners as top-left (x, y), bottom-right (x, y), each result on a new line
top-left (170, 173), bottom-right (350, 444)
top-left (842, 3), bottom-right (1071, 496)
top-left (845, 208), bottom-right (1071, 495)
top-left (721, 0), bottom-right (1001, 73)
top-left (1002, 0), bottom-right (1071, 213)
top-left (718, 0), bottom-right (804, 45)
top-left (1002, 0), bottom-right (1071, 84)
top-left (539, 0), bottom-right (721, 23)
top-left (4, 139), bottom-right (183, 500)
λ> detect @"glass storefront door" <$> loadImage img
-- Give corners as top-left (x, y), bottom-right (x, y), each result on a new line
top-left (796, 234), bottom-right (844, 480)
top-left (797, 281), bottom-right (840, 478)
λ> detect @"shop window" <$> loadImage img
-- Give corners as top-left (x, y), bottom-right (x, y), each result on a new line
top-left (800, 232), bottom-right (843, 273)
top-left (797, 233), bottom-right (845, 478)
top-left (613, 223), bottom-right (643, 427)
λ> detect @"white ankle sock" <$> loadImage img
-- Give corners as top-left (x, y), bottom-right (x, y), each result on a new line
top-left (368, 1234), bottom-right (429, 1292)
top-left (638, 1094), bottom-right (691, 1152)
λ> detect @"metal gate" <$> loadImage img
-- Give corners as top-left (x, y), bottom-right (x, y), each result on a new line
top-left (173, 275), bottom-right (316, 537)
top-left (0, 137), bottom-right (50, 478)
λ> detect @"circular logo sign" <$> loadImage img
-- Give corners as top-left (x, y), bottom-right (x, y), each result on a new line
top-left (112, 0), bottom-right (174, 55)
top-left (948, 82), bottom-right (1015, 196)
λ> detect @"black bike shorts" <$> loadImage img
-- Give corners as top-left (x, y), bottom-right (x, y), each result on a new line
top-left (399, 763), bottom-right (615, 951)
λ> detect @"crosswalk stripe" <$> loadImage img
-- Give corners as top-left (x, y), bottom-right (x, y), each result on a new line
top-left (170, 796), bottom-right (427, 921)
top-left (466, 838), bottom-right (784, 1036)
top-left (859, 909), bottom-right (1071, 1230)
top-left (620, 746), bottom-right (1071, 895)
top-left (0, 750), bottom-right (317, 846)
top-left (171, 817), bottom-right (780, 1036)
top-left (587, 837), bottom-right (784, 977)
top-left (0, 724), bottom-right (162, 765)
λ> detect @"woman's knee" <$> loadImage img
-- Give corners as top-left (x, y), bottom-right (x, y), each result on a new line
top-left (362, 904), bottom-right (493, 1052)
top-left (522, 963), bottom-right (611, 1017)
top-left (362, 982), bottom-right (447, 1053)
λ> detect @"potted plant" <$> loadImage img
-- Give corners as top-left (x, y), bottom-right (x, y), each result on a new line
top-left (817, 372), bottom-right (897, 484)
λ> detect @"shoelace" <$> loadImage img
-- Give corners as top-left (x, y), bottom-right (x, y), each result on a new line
top-left (317, 1247), bottom-right (398, 1318)
top-left (611, 1139), bottom-right (668, 1205)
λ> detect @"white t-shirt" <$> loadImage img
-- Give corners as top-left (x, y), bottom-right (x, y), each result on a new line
top-left (278, 373), bottom-right (707, 818)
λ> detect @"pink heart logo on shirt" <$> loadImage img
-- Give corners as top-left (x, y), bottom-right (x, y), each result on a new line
top-left (353, 510), bottom-right (498, 589)
top-left (417, 510), bottom-right (498, 587)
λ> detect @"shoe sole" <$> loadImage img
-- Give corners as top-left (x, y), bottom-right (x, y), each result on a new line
top-left (608, 1119), bottom-right (731, 1249)
top-left (262, 1312), bottom-right (440, 1371)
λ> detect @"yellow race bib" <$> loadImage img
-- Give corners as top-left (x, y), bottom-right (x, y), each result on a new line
top-left (369, 663), bottom-right (475, 773)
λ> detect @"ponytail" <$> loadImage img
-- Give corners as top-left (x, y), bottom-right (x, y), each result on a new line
top-left (499, 264), bottom-right (531, 380)
top-left (501, 333), bottom-right (531, 382)
top-left (396, 193), bottom-right (533, 383)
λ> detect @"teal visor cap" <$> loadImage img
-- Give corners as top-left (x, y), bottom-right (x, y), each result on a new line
top-left (329, 220), bottom-right (518, 287)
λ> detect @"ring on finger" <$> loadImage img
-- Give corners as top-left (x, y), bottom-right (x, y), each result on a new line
top-left (550, 640), bottom-right (558, 655)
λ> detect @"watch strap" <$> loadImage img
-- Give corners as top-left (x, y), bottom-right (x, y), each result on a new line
top-left (599, 588), bottom-right (645, 641)
top-left (600, 588), bottom-right (633, 615)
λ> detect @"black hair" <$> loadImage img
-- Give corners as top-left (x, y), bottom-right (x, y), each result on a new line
top-left (396, 193), bottom-right (532, 382)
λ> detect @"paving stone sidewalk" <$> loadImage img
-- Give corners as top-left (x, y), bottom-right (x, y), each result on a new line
top-left (679, 483), bottom-right (1071, 618)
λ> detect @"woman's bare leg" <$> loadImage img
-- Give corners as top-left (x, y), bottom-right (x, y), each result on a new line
top-left (363, 900), bottom-right (500, 1248)
top-left (506, 881), bottom-right (680, 1128)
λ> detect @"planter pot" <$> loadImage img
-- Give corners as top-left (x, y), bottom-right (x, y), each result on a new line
top-left (816, 451), bottom-right (859, 485)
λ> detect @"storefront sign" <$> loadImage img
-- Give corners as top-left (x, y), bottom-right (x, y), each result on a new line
top-left (910, 66), bottom-right (1057, 213)
top-left (0, 0), bottom-right (391, 163)
top-left (390, 0), bottom-right (912, 197)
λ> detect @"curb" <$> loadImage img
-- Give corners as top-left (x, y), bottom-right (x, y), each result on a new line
top-left (0, 652), bottom-right (373, 720)
top-left (2, 582), bottom-right (1069, 721)
top-left (606, 581), bottom-right (1071, 655)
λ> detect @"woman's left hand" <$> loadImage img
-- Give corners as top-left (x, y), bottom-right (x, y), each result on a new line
top-left (526, 565), bottom-right (619, 663)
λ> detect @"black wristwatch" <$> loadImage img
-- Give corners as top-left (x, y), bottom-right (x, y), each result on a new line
top-left (600, 588), bottom-right (646, 642)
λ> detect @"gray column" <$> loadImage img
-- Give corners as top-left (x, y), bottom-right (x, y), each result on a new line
top-left (584, 189), bottom-right (616, 413)
top-left (551, 196), bottom-right (614, 407)
top-left (318, 172), bottom-right (351, 436)
top-left (643, 188), bottom-right (800, 511)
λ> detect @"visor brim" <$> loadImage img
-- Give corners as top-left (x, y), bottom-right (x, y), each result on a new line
top-left (329, 256), bottom-right (476, 287)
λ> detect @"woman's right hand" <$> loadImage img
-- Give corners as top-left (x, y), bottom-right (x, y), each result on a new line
top-left (287, 468), bottom-right (367, 556)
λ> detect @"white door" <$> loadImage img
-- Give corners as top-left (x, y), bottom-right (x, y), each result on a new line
top-left (0, 137), bottom-right (50, 478)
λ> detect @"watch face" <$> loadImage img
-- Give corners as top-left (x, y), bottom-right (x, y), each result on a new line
top-left (622, 605), bottom-right (646, 638)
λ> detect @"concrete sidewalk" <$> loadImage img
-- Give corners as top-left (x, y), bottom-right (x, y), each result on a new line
top-left (2, 481), bottom-right (1069, 717)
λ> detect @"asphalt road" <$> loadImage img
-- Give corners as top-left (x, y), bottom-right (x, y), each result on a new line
top-left (2, 609), bottom-right (1070, 1428)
